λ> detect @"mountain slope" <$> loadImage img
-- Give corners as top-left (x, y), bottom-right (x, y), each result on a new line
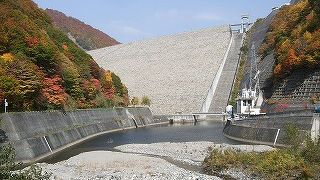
top-left (260, 0), bottom-right (320, 79)
top-left (256, 0), bottom-right (320, 107)
top-left (0, 0), bottom-right (128, 112)
top-left (46, 9), bottom-right (119, 51)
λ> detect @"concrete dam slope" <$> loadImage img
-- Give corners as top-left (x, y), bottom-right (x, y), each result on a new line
top-left (89, 26), bottom-right (231, 114)
top-left (209, 32), bottom-right (243, 113)
top-left (0, 107), bottom-right (167, 162)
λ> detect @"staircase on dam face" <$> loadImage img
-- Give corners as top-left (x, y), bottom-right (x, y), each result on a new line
top-left (209, 32), bottom-right (244, 113)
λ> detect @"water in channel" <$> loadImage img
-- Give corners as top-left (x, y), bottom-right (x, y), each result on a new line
top-left (45, 120), bottom-right (237, 164)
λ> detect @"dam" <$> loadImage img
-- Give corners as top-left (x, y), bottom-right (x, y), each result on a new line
top-left (89, 26), bottom-right (242, 115)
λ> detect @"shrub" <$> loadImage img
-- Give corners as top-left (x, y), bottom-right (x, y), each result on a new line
top-left (203, 148), bottom-right (314, 179)
top-left (0, 144), bottom-right (51, 179)
top-left (284, 123), bottom-right (302, 148)
top-left (302, 135), bottom-right (320, 163)
top-left (203, 124), bottom-right (320, 179)
top-left (94, 94), bottom-right (114, 108)
top-left (141, 96), bottom-right (151, 106)
top-left (131, 97), bottom-right (140, 106)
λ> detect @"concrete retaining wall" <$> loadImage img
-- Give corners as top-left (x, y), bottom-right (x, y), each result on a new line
top-left (223, 124), bottom-right (284, 146)
top-left (223, 111), bottom-right (316, 146)
top-left (0, 107), bottom-right (167, 162)
top-left (235, 111), bottom-right (314, 131)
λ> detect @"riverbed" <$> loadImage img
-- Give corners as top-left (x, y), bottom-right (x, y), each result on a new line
top-left (38, 121), bottom-right (273, 179)
top-left (38, 142), bottom-right (273, 179)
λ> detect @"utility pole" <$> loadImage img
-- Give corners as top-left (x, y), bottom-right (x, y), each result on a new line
top-left (4, 99), bottom-right (8, 113)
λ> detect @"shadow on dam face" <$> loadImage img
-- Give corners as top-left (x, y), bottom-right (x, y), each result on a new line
top-left (44, 121), bottom-right (238, 164)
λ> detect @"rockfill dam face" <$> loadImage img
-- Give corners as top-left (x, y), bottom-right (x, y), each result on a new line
top-left (89, 26), bottom-right (235, 114)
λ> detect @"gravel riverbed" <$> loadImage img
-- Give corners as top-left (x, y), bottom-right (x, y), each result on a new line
top-left (115, 142), bottom-right (274, 166)
top-left (38, 142), bottom-right (274, 180)
top-left (39, 151), bottom-right (219, 180)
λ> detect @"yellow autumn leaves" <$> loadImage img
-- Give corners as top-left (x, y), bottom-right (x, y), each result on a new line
top-left (0, 53), bottom-right (14, 62)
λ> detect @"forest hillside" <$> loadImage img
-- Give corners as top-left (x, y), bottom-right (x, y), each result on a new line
top-left (0, 0), bottom-right (128, 112)
top-left (46, 9), bottom-right (119, 50)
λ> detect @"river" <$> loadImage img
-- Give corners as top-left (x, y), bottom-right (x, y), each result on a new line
top-left (45, 120), bottom-right (237, 164)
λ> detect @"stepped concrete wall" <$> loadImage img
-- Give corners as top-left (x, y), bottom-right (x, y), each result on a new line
top-left (209, 32), bottom-right (244, 113)
top-left (0, 107), bottom-right (167, 162)
top-left (271, 69), bottom-right (320, 100)
top-left (89, 26), bottom-right (231, 114)
top-left (223, 111), bottom-right (316, 146)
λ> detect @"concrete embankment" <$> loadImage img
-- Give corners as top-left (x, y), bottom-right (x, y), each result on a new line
top-left (223, 111), bottom-right (320, 146)
top-left (0, 107), bottom-right (168, 162)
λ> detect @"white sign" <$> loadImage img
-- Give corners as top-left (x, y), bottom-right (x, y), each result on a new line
top-left (4, 99), bottom-right (8, 113)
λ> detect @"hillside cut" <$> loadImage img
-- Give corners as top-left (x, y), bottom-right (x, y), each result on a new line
top-left (89, 26), bottom-right (231, 114)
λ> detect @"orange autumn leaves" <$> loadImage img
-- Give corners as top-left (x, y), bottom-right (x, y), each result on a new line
top-left (260, 0), bottom-right (320, 79)
top-left (274, 48), bottom-right (300, 76)
top-left (41, 76), bottom-right (67, 107)
top-left (40, 72), bottom-right (122, 108)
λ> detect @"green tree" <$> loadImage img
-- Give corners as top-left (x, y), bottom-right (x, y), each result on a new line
top-left (111, 72), bottom-right (126, 97)
top-left (26, 44), bottom-right (56, 74)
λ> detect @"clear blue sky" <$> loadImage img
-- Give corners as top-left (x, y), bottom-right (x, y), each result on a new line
top-left (33, 0), bottom-right (289, 43)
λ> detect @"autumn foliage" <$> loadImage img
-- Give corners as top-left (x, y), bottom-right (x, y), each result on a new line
top-left (41, 76), bottom-right (67, 108)
top-left (45, 9), bottom-right (120, 50)
top-left (0, 0), bottom-right (128, 112)
top-left (260, 0), bottom-right (320, 79)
